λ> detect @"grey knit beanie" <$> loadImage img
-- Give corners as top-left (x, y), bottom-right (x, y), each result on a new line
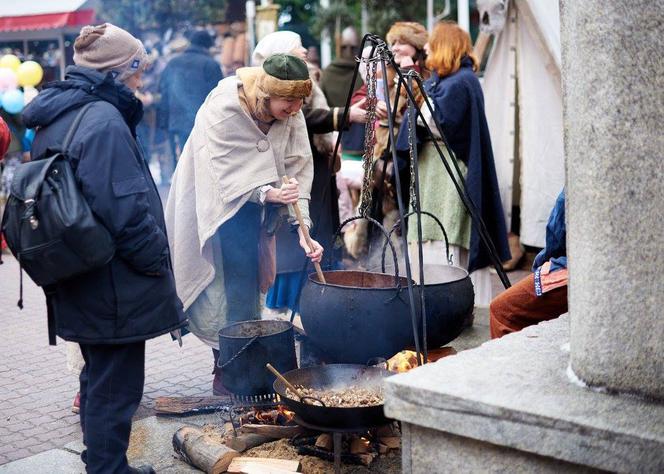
top-left (73, 23), bottom-right (149, 81)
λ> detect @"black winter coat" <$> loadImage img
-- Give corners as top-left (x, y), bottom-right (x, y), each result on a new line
top-left (158, 46), bottom-right (223, 137)
top-left (22, 66), bottom-right (186, 344)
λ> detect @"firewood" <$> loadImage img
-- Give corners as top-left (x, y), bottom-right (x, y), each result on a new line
top-left (357, 453), bottom-right (376, 466)
top-left (227, 457), bottom-right (301, 473)
top-left (239, 423), bottom-right (304, 439)
top-left (225, 433), bottom-right (273, 452)
top-left (378, 436), bottom-right (400, 449)
top-left (375, 424), bottom-right (399, 437)
top-left (315, 433), bottom-right (332, 451)
top-left (378, 443), bottom-right (389, 454)
top-left (350, 437), bottom-right (370, 454)
top-left (173, 426), bottom-right (239, 474)
top-left (155, 396), bottom-right (230, 415)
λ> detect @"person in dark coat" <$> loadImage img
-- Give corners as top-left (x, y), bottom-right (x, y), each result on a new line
top-left (22, 23), bottom-right (186, 474)
top-left (158, 30), bottom-right (223, 171)
top-left (396, 21), bottom-right (510, 306)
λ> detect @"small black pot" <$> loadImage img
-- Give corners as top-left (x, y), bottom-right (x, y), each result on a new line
top-left (218, 320), bottom-right (297, 395)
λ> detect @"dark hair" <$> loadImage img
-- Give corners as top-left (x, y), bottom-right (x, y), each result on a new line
top-left (189, 30), bottom-right (214, 49)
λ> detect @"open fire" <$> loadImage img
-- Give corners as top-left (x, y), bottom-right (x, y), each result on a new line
top-left (238, 405), bottom-right (296, 426)
top-left (387, 347), bottom-right (458, 373)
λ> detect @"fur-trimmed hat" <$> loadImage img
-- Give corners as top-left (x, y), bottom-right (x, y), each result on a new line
top-left (386, 22), bottom-right (428, 51)
top-left (257, 53), bottom-right (312, 98)
top-left (73, 23), bottom-right (149, 81)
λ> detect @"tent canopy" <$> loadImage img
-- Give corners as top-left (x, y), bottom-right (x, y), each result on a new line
top-left (481, 0), bottom-right (565, 248)
top-left (0, 1), bottom-right (94, 33)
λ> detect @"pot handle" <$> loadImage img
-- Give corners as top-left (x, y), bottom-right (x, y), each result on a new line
top-left (217, 336), bottom-right (260, 370)
top-left (380, 211), bottom-right (452, 274)
top-left (333, 215), bottom-right (400, 287)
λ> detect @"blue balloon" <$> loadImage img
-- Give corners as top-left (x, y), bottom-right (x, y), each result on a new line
top-left (2, 89), bottom-right (24, 114)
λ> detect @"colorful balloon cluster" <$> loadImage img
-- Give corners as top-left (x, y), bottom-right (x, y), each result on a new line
top-left (0, 54), bottom-right (44, 115)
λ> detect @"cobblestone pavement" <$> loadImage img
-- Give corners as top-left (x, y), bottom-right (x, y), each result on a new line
top-left (0, 253), bottom-right (213, 465)
top-left (0, 242), bottom-right (527, 466)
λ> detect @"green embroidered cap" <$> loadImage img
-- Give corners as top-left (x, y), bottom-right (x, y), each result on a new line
top-left (262, 53), bottom-right (309, 81)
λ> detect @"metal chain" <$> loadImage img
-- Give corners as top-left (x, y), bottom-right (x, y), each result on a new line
top-left (407, 97), bottom-right (418, 211)
top-left (358, 55), bottom-right (379, 217)
top-left (217, 336), bottom-right (259, 370)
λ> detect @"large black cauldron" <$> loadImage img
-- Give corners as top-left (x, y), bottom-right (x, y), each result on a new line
top-left (299, 270), bottom-right (414, 364)
top-left (299, 265), bottom-right (474, 364)
top-left (412, 264), bottom-right (474, 348)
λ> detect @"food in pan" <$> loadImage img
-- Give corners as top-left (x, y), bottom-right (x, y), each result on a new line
top-left (286, 385), bottom-right (384, 407)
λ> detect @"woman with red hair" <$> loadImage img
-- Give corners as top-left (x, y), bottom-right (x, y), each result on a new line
top-left (397, 21), bottom-right (510, 306)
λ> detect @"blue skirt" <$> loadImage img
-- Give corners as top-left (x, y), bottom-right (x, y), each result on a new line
top-left (265, 271), bottom-right (305, 312)
top-left (265, 261), bottom-right (343, 312)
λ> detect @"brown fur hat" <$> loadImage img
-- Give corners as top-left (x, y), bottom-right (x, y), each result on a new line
top-left (386, 22), bottom-right (428, 51)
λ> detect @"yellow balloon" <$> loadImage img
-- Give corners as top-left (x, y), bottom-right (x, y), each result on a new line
top-left (0, 54), bottom-right (21, 72)
top-left (17, 60), bottom-right (44, 87)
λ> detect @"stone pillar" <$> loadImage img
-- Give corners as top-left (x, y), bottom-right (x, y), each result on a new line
top-left (561, 1), bottom-right (664, 399)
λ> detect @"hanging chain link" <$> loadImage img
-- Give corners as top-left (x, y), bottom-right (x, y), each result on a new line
top-left (358, 53), bottom-right (379, 217)
top-left (406, 90), bottom-right (419, 211)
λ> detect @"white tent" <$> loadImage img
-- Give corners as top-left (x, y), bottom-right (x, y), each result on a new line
top-left (479, 0), bottom-right (565, 247)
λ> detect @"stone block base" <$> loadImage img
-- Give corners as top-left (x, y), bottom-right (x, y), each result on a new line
top-left (385, 315), bottom-right (664, 473)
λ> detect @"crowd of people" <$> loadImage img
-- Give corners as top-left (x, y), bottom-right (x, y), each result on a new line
top-left (0, 18), bottom-right (570, 474)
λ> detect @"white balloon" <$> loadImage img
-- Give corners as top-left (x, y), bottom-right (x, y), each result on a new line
top-left (23, 86), bottom-right (38, 105)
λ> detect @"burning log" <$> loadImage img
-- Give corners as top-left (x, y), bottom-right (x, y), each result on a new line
top-left (173, 426), bottom-right (239, 474)
top-left (349, 437), bottom-right (370, 454)
top-left (238, 406), bottom-right (296, 426)
top-left (227, 457), bottom-right (301, 473)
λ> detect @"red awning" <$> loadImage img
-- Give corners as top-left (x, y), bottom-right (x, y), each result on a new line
top-left (0, 10), bottom-right (95, 32)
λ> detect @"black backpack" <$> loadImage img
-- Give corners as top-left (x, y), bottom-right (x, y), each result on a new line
top-left (1, 103), bottom-right (115, 299)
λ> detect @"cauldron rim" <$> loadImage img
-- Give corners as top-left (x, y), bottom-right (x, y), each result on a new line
top-left (414, 263), bottom-right (470, 286)
top-left (218, 319), bottom-right (293, 339)
top-left (307, 269), bottom-right (411, 290)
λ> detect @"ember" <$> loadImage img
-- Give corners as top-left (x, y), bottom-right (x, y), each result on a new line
top-left (285, 386), bottom-right (384, 407)
top-left (238, 405), bottom-right (295, 426)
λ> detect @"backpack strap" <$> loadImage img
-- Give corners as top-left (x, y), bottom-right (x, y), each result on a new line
top-left (62, 102), bottom-right (96, 154)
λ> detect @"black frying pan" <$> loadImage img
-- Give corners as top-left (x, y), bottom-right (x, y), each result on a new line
top-left (273, 364), bottom-right (392, 429)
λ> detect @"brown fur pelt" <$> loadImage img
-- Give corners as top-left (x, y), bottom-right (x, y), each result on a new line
top-left (257, 72), bottom-right (312, 98)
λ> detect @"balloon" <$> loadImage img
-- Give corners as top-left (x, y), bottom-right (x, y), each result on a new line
top-left (17, 61), bottom-right (43, 87)
top-left (23, 85), bottom-right (39, 105)
top-left (0, 68), bottom-right (18, 92)
top-left (0, 54), bottom-right (21, 72)
top-left (2, 89), bottom-right (24, 114)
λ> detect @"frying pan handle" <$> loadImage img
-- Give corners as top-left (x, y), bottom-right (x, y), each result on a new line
top-left (300, 395), bottom-right (327, 407)
top-left (380, 210), bottom-right (452, 273)
top-left (333, 215), bottom-right (400, 286)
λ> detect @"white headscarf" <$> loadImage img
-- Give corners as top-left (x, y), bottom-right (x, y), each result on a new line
top-left (251, 31), bottom-right (303, 67)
